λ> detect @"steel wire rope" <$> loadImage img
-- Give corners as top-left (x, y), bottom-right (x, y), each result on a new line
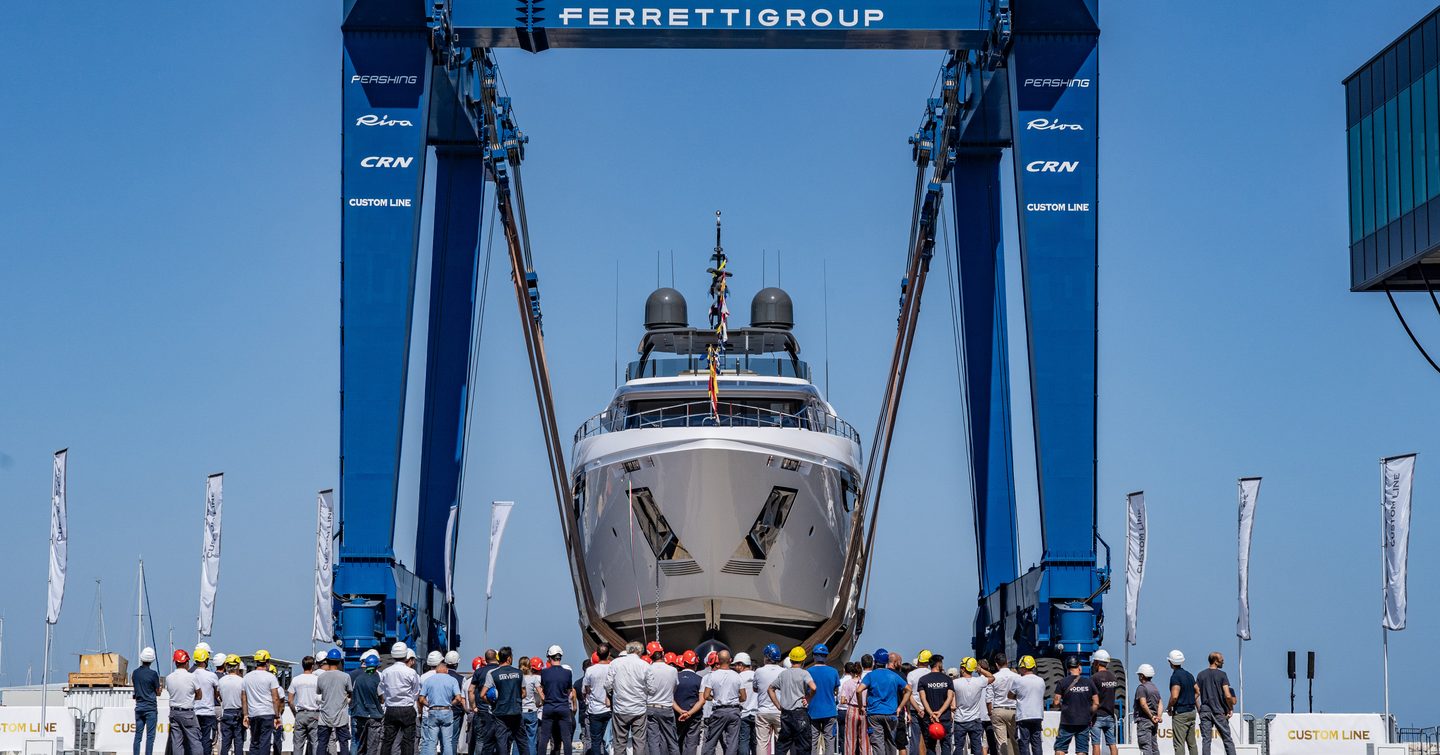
top-left (625, 478), bottom-right (649, 644)
top-left (940, 207), bottom-right (983, 565)
top-left (1418, 261), bottom-right (1440, 319)
top-left (1384, 282), bottom-right (1440, 374)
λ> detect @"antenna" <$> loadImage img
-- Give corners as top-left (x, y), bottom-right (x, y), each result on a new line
top-left (669, 250), bottom-right (675, 288)
top-left (656, 250), bottom-right (660, 288)
top-left (824, 260), bottom-right (831, 397)
top-left (763, 250), bottom-right (767, 288)
top-left (614, 260), bottom-right (620, 389)
top-left (777, 249), bottom-right (782, 287)
top-left (135, 558), bottom-right (144, 662)
top-left (95, 579), bottom-right (108, 651)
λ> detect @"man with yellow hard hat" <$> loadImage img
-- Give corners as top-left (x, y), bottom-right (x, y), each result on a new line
top-left (241, 650), bottom-right (285, 755)
top-left (952, 657), bottom-right (994, 755)
top-left (906, 651), bottom-right (932, 753)
top-left (772, 648), bottom-right (817, 755)
top-left (1008, 657), bottom-right (1045, 755)
top-left (192, 648), bottom-right (220, 755)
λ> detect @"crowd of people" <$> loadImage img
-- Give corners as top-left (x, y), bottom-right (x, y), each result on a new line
top-left (129, 641), bottom-right (1239, 755)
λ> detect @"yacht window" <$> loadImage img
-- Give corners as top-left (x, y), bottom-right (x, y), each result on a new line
top-left (741, 487), bottom-right (798, 559)
top-left (624, 397), bottom-right (807, 428)
top-left (629, 487), bottom-right (692, 560)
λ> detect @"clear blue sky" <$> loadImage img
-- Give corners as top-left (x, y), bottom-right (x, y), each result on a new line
top-left (4, 0), bottom-right (1440, 726)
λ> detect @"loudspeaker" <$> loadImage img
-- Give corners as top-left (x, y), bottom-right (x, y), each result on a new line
top-left (1307, 651), bottom-right (1315, 679)
top-left (1287, 651), bottom-right (1296, 679)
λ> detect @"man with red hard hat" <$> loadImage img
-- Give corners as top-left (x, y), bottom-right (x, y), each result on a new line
top-left (644, 641), bottom-right (678, 755)
top-left (166, 649), bottom-right (203, 755)
top-left (673, 653), bottom-right (704, 755)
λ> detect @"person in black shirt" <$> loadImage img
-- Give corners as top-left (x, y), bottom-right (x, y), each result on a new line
top-left (132, 649), bottom-right (163, 755)
top-left (674, 655), bottom-right (705, 755)
top-left (472, 650), bottom-right (501, 755)
top-left (915, 657), bottom-right (954, 755)
top-left (537, 649), bottom-right (576, 755)
top-left (1087, 651), bottom-right (1121, 755)
top-left (1165, 651), bottom-right (1199, 755)
top-left (1051, 658), bottom-right (1097, 755)
top-left (1195, 653), bottom-right (1236, 755)
top-left (483, 648), bottom-right (528, 755)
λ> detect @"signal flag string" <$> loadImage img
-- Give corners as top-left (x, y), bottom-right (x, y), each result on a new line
top-left (707, 211), bottom-right (731, 420)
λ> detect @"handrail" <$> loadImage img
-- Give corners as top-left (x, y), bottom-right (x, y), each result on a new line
top-left (574, 400), bottom-right (861, 445)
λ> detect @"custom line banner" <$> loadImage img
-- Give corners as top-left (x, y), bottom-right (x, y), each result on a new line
top-left (197, 473), bottom-right (223, 637)
top-left (487, 501), bottom-right (514, 599)
top-left (444, 501), bottom-right (461, 602)
top-left (1267, 713), bottom-right (1386, 755)
top-left (47, 449), bottom-right (68, 625)
top-left (312, 489), bottom-right (335, 643)
top-left (1381, 454), bottom-right (1415, 631)
top-left (1124, 491), bottom-right (1146, 645)
top-left (1237, 477), bottom-right (1260, 640)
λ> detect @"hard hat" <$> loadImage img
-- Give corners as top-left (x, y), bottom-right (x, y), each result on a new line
top-left (788, 647), bottom-right (807, 663)
top-left (472, 657), bottom-right (485, 670)
top-left (945, 668), bottom-right (959, 678)
top-left (362, 655), bottom-right (380, 669)
top-left (1092, 649), bottom-right (1111, 664)
top-left (225, 656), bottom-right (242, 668)
top-left (193, 649), bottom-right (210, 664)
top-left (485, 687), bottom-right (498, 702)
top-left (173, 649), bottom-right (191, 666)
top-left (917, 650), bottom-right (933, 665)
top-left (664, 652), bottom-right (678, 666)
top-left (962, 657), bottom-right (978, 674)
top-left (763, 643), bottom-right (781, 662)
top-left (590, 652), bottom-right (600, 665)
top-left (733, 652), bottom-right (751, 666)
top-left (267, 663), bottom-right (277, 674)
top-left (406, 649), bottom-right (417, 661)
top-left (681, 650), bottom-right (698, 666)
top-left (705, 651), bottom-right (719, 666)
top-left (254, 649), bottom-right (272, 664)
top-left (873, 649), bottom-right (890, 666)
top-left (547, 645), bottom-right (564, 658)
top-left (140, 647), bottom-right (156, 663)
top-left (1018, 655), bottom-right (1036, 670)
top-left (529, 657), bottom-right (543, 671)
top-left (213, 653), bottom-right (227, 667)
top-left (445, 651), bottom-right (461, 666)
top-left (1065, 656), bottom-right (1080, 669)
top-left (1137, 664), bottom-right (1155, 678)
top-left (427, 651), bottom-right (444, 667)
top-left (196, 642), bottom-right (212, 653)
top-left (1167, 649), bottom-right (1185, 665)
top-left (326, 648), bottom-right (344, 662)
top-left (928, 723), bottom-right (947, 741)
top-left (391, 642), bottom-right (408, 660)
top-left (646, 641), bottom-right (664, 656)
top-left (813, 644), bottom-right (830, 657)
top-left (361, 649), bottom-right (379, 661)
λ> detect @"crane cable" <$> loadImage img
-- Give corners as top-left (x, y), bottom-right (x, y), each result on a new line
top-left (1384, 281), bottom-right (1440, 375)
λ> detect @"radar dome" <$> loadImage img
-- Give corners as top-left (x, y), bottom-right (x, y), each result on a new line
top-left (644, 288), bottom-right (688, 330)
top-left (751, 287), bottom-right (794, 330)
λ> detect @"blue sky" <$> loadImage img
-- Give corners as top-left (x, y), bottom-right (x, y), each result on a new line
top-left (4, 0), bottom-right (1440, 726)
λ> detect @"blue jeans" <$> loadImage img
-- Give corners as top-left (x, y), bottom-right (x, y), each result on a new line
top-left (587, 712), bottom-right (611, 755)
top-left (1016, 720), bottom-right (1043, 755)
top-left (1090, 716), bottom-right (1117, 748)
top-left (422, 710), bottom-right (457, 755)
top-left (1054, 725), bottom-right (1090, 754)
top-left (219, 710), bottom-right (244, 755)
top-left (523, 712), bottom-right (540, 755)
top-left (134, 710), bottom-right (159, 755)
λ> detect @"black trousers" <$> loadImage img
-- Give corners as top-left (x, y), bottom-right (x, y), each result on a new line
top-left (383, 707), bottom-right (418, 755)
top-left (538, 712), bottom-right (574, 755)
top-left (776, 710), bottom-right (812, 755)
top-left (495, 714), bottom-right (528, 755)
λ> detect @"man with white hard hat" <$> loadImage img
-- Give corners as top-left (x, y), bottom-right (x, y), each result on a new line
top-left (1131, 665), bottom-right (1162, 755)
top-left (1164, 651), bottom-right (1198, 755)
top-left (443, 651), bottom-right (467, 755)
top-left (380, 642), bottom-right (423, 755)
top-left (537, 645), bottom-right (577, 755)
top-left (132, 647), bottom-right (163, 755)
top-left (420, 653), bottom-right (465, 755)
top-left (733, 653), bottom-right (756, 755)
top-left (1087, 650), bottom-right (1120, 755)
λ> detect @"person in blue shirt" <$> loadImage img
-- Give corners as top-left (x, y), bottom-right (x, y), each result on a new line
top-left (805, 646), bottom-right (841, 755)
top-left (1165, 651), bottom-right (1199, 755)
top-left (483, 647), bottom-right (528, 755)
top-left (857, 650), bottom-right (909, 755)
top-left (132, 648), bottom-right (163, 755)
top-left (420, 658), bottom-right (465, 755)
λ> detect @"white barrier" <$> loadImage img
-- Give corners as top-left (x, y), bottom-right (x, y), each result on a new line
top-left (94, 706), bottom-right (300, 754)
top-left (0, 707), bottom-right (67, 753)
top-left (1267, 714), bottom-right (1388, 755)
top-left (1039, 712), bottom-right (1245, 751)
top-left (0, 704), bottom-right (301, 755)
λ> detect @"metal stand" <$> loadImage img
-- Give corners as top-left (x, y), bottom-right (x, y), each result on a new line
top-left (1237, 637), bottom-right (1245, 724)
top-left (39, 623), bottom-right (52, 742)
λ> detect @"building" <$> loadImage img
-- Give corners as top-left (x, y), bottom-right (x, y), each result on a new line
top-left (1344, 8), bottom-right (1440, 291)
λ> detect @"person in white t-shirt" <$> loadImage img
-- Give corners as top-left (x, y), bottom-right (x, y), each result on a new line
top-left (987, 655), bottom-right (1020, 755)
top-left (1008, 658), bottom-right (1046, 755)
top-left (951, 658), bottom-right (993, 755)
top-left (701, 651), bottom-right (747, 755)
top-left (192, 650), bottom-right (220, 755)
top-left (581, 645), bottom-right (615, 755)
top-left (753, 646), bottom-right (784, 755)
top-left (166, 650), bottom-right (203, 755)
top-left (907, 652), bottom-right (933, 752)
top-left (216, 657), bottom-right (246, 755)
top-left (290, 657), bottom-right (324, 755)
top-left (241, 652), bottom-right (284, 755)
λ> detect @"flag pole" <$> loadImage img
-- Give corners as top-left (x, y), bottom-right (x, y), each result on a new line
top-left (1380, 455), bottom-right (1390, 729)
top-left (40, 621), bottom-right (51, 740)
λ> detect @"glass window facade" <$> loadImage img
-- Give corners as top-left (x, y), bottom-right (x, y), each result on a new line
top-left (1346, 11), bottom-right (1440, 290)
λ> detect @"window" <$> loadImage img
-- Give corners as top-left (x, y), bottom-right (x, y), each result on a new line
top-left (573, 474), bottom-right (587, 540)
top-left (1389, 97), bottom-right (1401, 223)
top-left (628, 487), bottom-right (692, 560)
top-left (1426, 70), bottom-right (1439, 202)
top-left (1400, 87), bottom-right (1414, 213)
top-left (1362, 114), bottom-right (1375, 237)
top-left (738, 487), bottom-right (798, 559)
top-left (1413, 84), bottom-right (1427, 204)
top-left (1350, 124), bottom-right (1363, 242)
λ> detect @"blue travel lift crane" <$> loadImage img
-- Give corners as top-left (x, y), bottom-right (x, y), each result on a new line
top-left (333, 0), bottom-right (1109, 687)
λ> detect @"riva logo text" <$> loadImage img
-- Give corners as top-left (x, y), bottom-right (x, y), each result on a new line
top-left (1026, 118), bottom-right (1083, 131)
top-left (356, 115), bottom-right (414, 127)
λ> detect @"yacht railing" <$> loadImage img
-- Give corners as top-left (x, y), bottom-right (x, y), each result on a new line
top-left (574, 400), bottom-right (861, 444)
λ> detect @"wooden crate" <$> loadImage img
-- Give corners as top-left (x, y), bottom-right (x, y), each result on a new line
top-left (78, 652), bottom-right (129, 676)
top-left (68, 671), bottom-right (128, 688)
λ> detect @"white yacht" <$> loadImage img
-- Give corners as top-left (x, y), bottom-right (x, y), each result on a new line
top-left (570, 285), bottom-right (867, 655)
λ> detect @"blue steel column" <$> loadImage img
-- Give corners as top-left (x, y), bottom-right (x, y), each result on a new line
top-left (414, 146), bottom-right (487, 651)
top-left (337, 20), bottom-right (433, 656)
top-left (952, 151), bottom-right (1020, 596)
top-left (1008, 24), bottom-right (1102, 653)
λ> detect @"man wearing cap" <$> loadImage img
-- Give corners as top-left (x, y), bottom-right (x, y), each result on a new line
top-left (642, 642), bottom-right (679, 755)
top-left (167, 650), bottom-right (204, 755)
top-left (421, 654), bottom-right (465, 755)
top-left (906, 652), bottom-right (932, 755)
top-left (1195, 653), bottom-right (1236, 755)
top-left (732, 654), bottom-right (757, 755)
top-left (538, 646), bottom-right (577, 755)
top-left (1132, 665), bottom-right (1162, 755)
top-left (1087, 651), bottom-right (1120, 755)
top-left (1007, 657), bottom-right (1045, 755)
top-left (607, 642), bottom-right (651, 755)
top-left (772, 648), bottom-right (816, 755)
top-left (915, 655), bottom-right (954, 755)
top-left (698, 651), bottom-right (747, 755)
top-left (753, 645), bottom-right (784, 755)
top-left (380, 643), bottom-right (423, 755)
top-left (317, 650), bottom-right (354, 755)
top-left (290, 657), bottom-right (323, 755)
top-left (192, 649), bottom-right (220, 755)
top-left (857, 649), bottom-right (908, 755)
top-left (806, 646), bottom-right (840, 755)
top-left (1051, 657), bottom-right (1097, 755)
top-left (217, 657), bottom-right (246, 755)
top-left (351, 652), bottom-right (385, 755)
top-left (674, 652), bottom-right (704, 755)
top-left (953, 657), bottom-right (994, 755)
top-left (132, 648), bottom-right (163, 755)
top-left (1164, 651), bottom-right (1198, 755)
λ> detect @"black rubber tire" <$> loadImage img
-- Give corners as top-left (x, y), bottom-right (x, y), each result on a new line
top-left (1035, 657), bottom-right (1067, 697)
top-left (1105, 658), bottom-right (1127, 707)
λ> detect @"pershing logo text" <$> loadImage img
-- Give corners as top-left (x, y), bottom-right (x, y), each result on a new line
top-left (558, 7), bottom-right (885, 28)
